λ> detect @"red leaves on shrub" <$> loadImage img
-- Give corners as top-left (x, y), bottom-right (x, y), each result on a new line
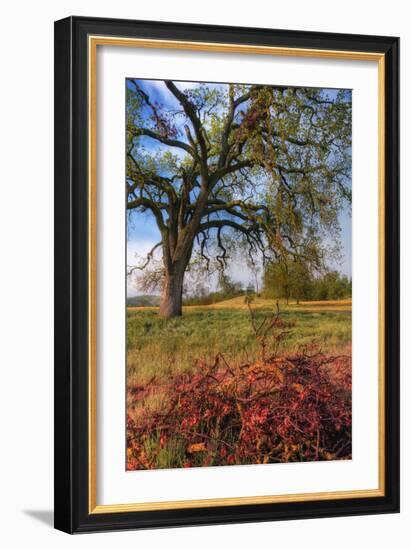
top-left (127, 349), bottom-right (351, 470)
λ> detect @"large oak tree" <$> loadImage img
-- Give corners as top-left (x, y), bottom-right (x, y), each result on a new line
top-left (126, 80), bottom-right (351, 318)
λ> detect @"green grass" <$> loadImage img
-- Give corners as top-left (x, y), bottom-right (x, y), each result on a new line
top-left (127, 305), bottom-right (351, 384)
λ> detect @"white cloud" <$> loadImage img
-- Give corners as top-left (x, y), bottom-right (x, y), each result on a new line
top-left (127, 238), bottom-right (162, 297)
top-left (127, 237), bottom-right (160, 260)
top-left (174, 81), bottom-right (201, 90)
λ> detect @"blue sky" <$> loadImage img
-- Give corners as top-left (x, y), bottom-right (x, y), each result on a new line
top-left (127, 80), bottom-right (352, 297)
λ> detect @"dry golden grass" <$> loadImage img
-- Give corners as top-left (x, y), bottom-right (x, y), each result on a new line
top-left (127, 297), bottom-right (352, 313)
top-left (299, 299), bottom-right (352, 306)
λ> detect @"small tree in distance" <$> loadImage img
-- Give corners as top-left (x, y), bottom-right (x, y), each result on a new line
top-left (263, 260), bottom-right (312, 304)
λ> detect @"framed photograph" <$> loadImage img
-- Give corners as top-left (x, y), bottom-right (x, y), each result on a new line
top-left (54, 16), bottom-right (399, 533)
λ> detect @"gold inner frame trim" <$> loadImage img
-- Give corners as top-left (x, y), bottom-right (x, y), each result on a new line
top-left (88, 35), bottom-right (386, 514)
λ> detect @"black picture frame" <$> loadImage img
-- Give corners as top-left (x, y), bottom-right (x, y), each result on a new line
top-left (54, 15), bottom-right (400, 533)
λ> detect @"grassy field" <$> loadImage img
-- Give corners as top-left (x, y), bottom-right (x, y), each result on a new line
top-left (127, 297), bottom-right (351, 385)
top-left (126, 297), bottom-right (352, 470)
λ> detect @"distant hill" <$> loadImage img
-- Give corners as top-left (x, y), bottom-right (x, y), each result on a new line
top-left (127, 295), bottom-right (161, 307)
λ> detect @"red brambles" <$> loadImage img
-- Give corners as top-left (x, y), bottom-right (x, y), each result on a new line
top-left (126, 347), bottom-right (351, 470)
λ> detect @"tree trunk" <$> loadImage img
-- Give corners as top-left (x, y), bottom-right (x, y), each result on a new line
top-left (159, 266), bottom-right (185, 318)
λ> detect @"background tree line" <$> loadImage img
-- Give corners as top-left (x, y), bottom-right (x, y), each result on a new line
top-left (181, 265), bottom-right (351, 306)
top-left (262, 260), bottom-right (352, 303)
